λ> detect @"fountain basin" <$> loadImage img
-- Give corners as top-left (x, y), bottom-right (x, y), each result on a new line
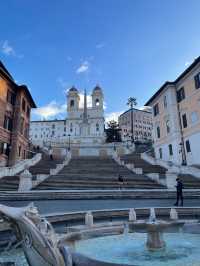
top-left (76, 232), bottom-right (200, 266)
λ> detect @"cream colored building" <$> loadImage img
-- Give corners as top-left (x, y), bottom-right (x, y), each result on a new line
top-left (145, 57), bottom-right (200, 166)
top-left (118, 108), bottom-right (153, 142)
top-left (30, 86), bottom-right (105, 147)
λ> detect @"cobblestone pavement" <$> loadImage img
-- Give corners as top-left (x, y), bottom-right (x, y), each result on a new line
top-left (1, 198), bottom-right (200, 214)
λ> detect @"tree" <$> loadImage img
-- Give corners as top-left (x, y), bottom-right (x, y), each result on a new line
top-left (105, 120), bottom-right (121, 143)
top-left (127, 97), bottom-right (137, 142)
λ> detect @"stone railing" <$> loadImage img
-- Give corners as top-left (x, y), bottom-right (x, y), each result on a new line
top-left (0, 153), bottom-right (42, 179)
top-left (141, 152), bottom-right (171, 169)
top-left (18, 152), bottom-right (72, 191)
top-left (141, 151), bottom-right (200, 179)
top-left (112, 151), bottom-right (143, 175)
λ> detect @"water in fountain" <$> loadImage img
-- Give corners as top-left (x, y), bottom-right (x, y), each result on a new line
top-left (123, 222), bottom-right (129, 235)
top-left (76, 233), bottom-right (200, 266)
top-left (85, 211), bottom-right (94, 228)
top-left (129, 208), bottom-right (137, 222)
top-left (149, 208), bottom-right (156, 223)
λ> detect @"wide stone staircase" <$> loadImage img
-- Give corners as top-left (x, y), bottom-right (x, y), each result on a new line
top-left (120, 152), bottom-right (200, 189)
top-left (0, 175), bottom-right (20, 191)
top-left (33, 156), bottom-right (165, 190)
top-left (177, 174), bottom-right (200, 189)
top-left (29, 153), bottom-right (63, 175)
top-left (0, 153), bottom-right (63, 191)
top-left (120, 153), bottom-right (167, 175)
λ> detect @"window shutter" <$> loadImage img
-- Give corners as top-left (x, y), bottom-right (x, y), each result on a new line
top-left (195, 74), bottom-right (200, 89)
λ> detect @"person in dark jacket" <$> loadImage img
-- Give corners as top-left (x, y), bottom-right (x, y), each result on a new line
top-left (118, 174), bottom-right (124, 190)
top-left (174, 177), bottom-right (183, 206)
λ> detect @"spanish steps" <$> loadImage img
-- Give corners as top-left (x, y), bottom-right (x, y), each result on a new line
top-left (1, 152), bottom-right (200, 191)
top-left (0, 153), bottom-right (63, 191)
top-left (34, 156), bottom-right (165, 190)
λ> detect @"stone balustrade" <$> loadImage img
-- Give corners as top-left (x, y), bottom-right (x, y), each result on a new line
top-left (141, 151), bottom-right (200, 180)
top-left (0, 153), bottom-right (42, 179)
top-left (26, 152), bottom-right (72, 191)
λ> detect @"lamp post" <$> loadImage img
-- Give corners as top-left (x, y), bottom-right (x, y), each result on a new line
top-left (127, 97), bottom-right (137, 143)
top-left (68, 134), bottom-right (71, 151)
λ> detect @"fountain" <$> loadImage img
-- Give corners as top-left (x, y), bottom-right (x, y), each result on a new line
top-left (129, 208), bottom-right (137, 222)
top-left (170, 208), bottom-right (178, 220)
top-left (85, 211), bottom-right (94, 228)
top-left (1, 204), bottom-right (200, 266)
top-left (146, 208), bottom-right (166, 250)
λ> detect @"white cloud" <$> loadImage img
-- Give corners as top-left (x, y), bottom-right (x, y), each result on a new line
top-left (96, 43), bottom-right (105, 49)
top-left (32, 101), bottom-right (66, 120)
top-left (2, 40), bottom-right (15, 56)
top-left (105, 111), bottom-right (124, 123)
top-left (1, 40), bottom-right (24, 58)
top-left (76, 61), bottom-right (90, 74)
top-left (79, 93), bottom-right (92, 108)
top-left (57, 77), bottom-right (68, 89)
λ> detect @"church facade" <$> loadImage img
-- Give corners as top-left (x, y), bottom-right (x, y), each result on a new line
top-left (30, 86), bottom-right (105, 147)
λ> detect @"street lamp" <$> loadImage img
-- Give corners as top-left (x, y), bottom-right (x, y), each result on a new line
top-left (68, 134), bottom-right (71, 151)
top-left (113, 135), bottom-right (116, 150)
top-left (127, 97), bottom-right (137, 143)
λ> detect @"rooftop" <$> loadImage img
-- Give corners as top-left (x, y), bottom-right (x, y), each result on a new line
top-left (145, 56), bottom-right (200, 106)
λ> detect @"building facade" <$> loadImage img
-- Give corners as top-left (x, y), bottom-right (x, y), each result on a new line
top-left (30, 86), bottom-right (105, 146)
top-left (145, 57), bottom-right (200, 166)
top-left (118, 108), bottom-right (153, 142)
top-left (0, 61), bottom-right (36, 166)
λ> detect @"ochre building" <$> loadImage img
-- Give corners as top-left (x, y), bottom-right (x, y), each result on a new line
top-left (0, 61), bottom-right (36, 166)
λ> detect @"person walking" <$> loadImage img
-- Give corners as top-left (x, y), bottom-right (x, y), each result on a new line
top-left (49, 148), bottom-right (53, 160)
top-left (118, 174), bottom-right (124, 190)
top-left (174, 177), bottom-right (183, 206)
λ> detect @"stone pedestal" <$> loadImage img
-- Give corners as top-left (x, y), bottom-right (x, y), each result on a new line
top-left (18, 170), bottom-right (32, 191)
top-left (146, 226), bottom-right (165, 250)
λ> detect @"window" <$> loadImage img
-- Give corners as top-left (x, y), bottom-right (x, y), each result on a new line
top-left (20, 117), bottom-right (24, 134)
top-left (70, 123), bottom-right (73, 132)
top-left (157, 126), bottom-right (160, 138)
top-left (95, 98), bottom-right (100, 106)
top-left (159, 148), bottom-right (162, 159)
top-left (22, 98), bottom-right (26, 111)
top-left (64, 127), bottom-right (66, 132)
top-left (96, 123), bottom-right (99, 132)
top-left (166, 120), bottom-right (170, 134)
top-left (7, 90), bottom-right (15, 105)
top-left (26, 106), bottom-right (30, 117)
top-left (52, 124), bottom-right (55, 129)
top-left (168, 144), bottom-right (173, 156)
top-left (177, 87), bottom-right (185, 103)
top-left (0, 142), bottom-right (10, 156)
top-left (185, 140), bottom-right (191, 153)
top-left (70, 100), bottom-right (74, 107)
top-left (18, 146), bottom-right (21, 156)
top-left (194, 72), bottom-right (200, 89)
top-left (191, 112), bottom-right (198, 124)
top-left (153, 103), bottom-right (159, 116)
top-left (182, 114), bottom-right (188, 128)
top-left (3, 116), bottom-right (13, 131)
top-left (24, 124), bottom-right (29, 138)
top-left (163, 95), bottom-right (167, 108)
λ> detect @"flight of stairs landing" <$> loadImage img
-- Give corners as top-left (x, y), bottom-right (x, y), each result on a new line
top-left (121, 153), bottom-right (200, 189)
top-left (0, 175), bottom-right (20, 191)
top-left (0, 153), bottom-right (63, 191)
top-left (33, 156), bottom-right (166, 190)
top-left (29, 153), bottom-right (63, 175)
top-left (120, 153), bottom-right (167, 175)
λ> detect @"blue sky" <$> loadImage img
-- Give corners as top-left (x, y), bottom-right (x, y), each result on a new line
top-left (1, 0), bottom-right (200, 122)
